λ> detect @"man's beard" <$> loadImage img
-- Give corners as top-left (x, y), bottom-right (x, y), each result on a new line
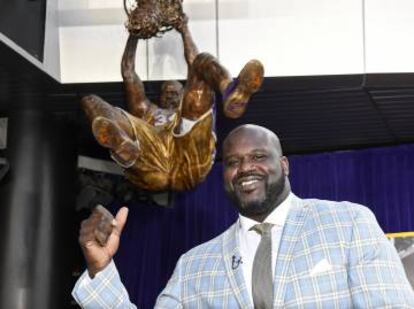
top-left (228, 175), bottom-right (286, 218)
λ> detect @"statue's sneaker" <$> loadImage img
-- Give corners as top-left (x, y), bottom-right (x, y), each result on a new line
top-left (223, 60), bottom-right (264, 119)
top-left (92, 116), bottom-right (139, 168)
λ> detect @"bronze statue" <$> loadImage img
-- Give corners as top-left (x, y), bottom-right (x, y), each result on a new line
top-left (81, 1), bottom-right (264, 191)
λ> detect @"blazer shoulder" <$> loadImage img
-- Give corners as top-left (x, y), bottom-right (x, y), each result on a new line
top-left (303, 197), bottom-right (376, 223)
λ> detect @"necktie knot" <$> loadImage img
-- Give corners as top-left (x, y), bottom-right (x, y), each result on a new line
top-left (251, 222), bottom-right (273, 236)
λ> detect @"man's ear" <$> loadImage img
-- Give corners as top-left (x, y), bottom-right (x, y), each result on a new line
top-left (280, 156), bottom-right (289, 176)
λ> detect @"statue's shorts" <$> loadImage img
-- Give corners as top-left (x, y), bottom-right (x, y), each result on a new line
top-left (113, 109), bottom-right (216, 191)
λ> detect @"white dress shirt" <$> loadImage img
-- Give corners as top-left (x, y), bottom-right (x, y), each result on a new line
top-left (237, 192), bottom-right (293, 304)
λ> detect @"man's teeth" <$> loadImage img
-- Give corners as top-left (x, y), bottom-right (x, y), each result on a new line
top-left (241, 180), bottom-right (259, 187)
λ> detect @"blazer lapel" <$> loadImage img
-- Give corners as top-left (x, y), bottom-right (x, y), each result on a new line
top-left (222, 222), bottom-right (252, 309)
top-left (273, 195), bottom-right (310, 307)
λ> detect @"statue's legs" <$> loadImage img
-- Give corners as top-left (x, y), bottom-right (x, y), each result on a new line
top-left (81, 95), bottom-right (139, 167)
top-left (189, 52), bottom-right (264, 119)
top-left (191, 52), bottom-right (233, 94)
top-left (180, 63), bottom-right (215, 121)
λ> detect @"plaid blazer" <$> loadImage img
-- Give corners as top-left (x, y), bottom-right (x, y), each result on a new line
top-left (73, 195), bottom-right (414, 308)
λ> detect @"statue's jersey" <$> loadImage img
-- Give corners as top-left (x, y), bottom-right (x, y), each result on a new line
top-left (112, 108), bottom-right (216, 191)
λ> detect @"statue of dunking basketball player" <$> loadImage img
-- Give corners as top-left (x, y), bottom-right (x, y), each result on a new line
top-left (81, 0), bottom-right (264, 191)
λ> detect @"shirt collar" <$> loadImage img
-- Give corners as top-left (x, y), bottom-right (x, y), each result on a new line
top-left (238, 192), bottom-right (294, 233)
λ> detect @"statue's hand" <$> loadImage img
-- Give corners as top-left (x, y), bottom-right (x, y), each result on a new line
top-left (78, 205), bottom-right (129, 278)
top-left (174, 13), bottom-right (189, 33)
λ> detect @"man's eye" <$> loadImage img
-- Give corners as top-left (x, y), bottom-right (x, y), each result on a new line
top-left (253, 154), bottom-right (266, 161)
top-left (225, 160), bottom-right (239, 167)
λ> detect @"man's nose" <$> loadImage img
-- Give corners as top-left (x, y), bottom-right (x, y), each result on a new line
top-left (238, 158), bottom-right (255, 173)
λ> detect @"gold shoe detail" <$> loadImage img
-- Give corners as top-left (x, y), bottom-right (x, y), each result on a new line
top-left (92, 116), bottom-right (139, 168)
top-left (223, 60), bottom-right (264, 119)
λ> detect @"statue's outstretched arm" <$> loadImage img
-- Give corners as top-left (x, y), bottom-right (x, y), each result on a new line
top-left (121, 34), bottom-right (152, 118)
top-left (176, 15), bottom-right (199, 68)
